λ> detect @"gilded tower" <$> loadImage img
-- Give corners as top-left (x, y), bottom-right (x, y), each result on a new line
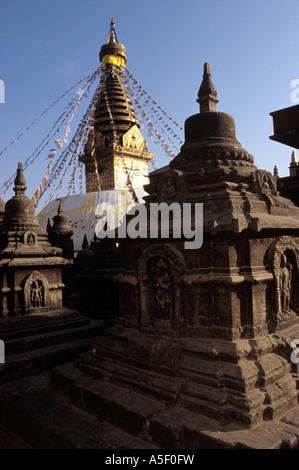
top-left (80, 20), bottom-right (154, 193)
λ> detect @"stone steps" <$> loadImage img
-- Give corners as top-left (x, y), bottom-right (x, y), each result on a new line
top-left (0, 309), bottom-right (90, 341)
top-left (1, 363), bottom-right (299, 448)
top-left (52, 362), bottom-right (299, 449)
top-left (2, 337), bottom-right (99, 381)
top-left (0, 423), bottom-right (32, 449)
top-left (0, 373), bottom-right (153, 449)
top-left (4, 319), bottom-right (101, 354)
top-left (0, 310), bottom-right (104, 382)
top-left (54, 363), bottom-right (167, 440)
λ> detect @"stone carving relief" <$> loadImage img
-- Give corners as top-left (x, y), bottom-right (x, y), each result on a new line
top-left (137, 244), bottom-right (185, 333)
top-left (30, 280), bottom-right (44, 308)
top-left (250, 169), bottom-right (290, 211)
top-left (156, 170), bottom-right (184, 203)
top-left (251, 170), bottom-right (278, 196)
top-left (23, 271), bottom-right (49, 313)
top-left (279, 253), bottom-right (293, 312)
top-left (267, 236), bottom-right (299, 324)
top-left (149, 257), bottom-right (173, 323)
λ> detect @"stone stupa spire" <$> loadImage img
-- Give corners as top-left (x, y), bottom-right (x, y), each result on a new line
top-left (1, 162), bottom-right (44, 235)
top-left (197, 62), bottom-right (219, 113)
top-left (14, 162), bottom-right (27, 196)
top-left (289, 150), bottom-right (298, 177)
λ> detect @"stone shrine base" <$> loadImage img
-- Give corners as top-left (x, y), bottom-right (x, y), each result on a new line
top-left (50, 362), bottom-right (299, 449)
top-left (0, 366), bottom-right (299, 449)
top-left (0, 309), bottom-right (103, 383)
top-left (2, 319), bottom-right (299, 448)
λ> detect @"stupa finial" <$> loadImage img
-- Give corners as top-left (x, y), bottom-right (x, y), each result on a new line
top-left (291, 150), bottom-right (297, 164)
top-left (99, 19), bottom-right (127, 66)
top-left (57, 202), bottom-right (63, 215)
top-left (106, 18), bottom-right (118, 44)
top-left (197, 63), bottom-right (219, 113)
top-left (14, 162), bottom-right (27, 196)
top-left (82, 234), bottom-right (89, 250)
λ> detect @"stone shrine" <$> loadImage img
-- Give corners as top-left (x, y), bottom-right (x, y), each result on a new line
top-left (0, 163), bottom-right (102, 380)
top-left (0, 163), bottom-right (68, 316)
top-left (52, 63), bottom-right (299, 449)
top-left (46, 203), bottom-right (75, 305)
top-left (46, 203), bottom-right (74, 261)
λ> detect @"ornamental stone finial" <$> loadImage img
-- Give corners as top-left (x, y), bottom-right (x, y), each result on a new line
top-left (197, 63), bottom-right (219, 113)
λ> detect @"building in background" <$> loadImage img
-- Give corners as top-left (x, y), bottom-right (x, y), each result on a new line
top-left (270, 104), bottom-right (299, 207)
top-left (37, 20), bottom-right (154, 254)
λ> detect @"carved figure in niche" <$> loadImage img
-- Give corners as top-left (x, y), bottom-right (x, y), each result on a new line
top-left (30, 280), bottom-right (44, 308)
top-left (280, 254), bottom-right (292, 311)
top-left (149, 257), bottom-right (173, 321)
top-left (24, 231), bottom-right (37, 246)
top-left (165, 177), bottom-right (176, 196)
top-left (27, 234), bottom-right (35, 246)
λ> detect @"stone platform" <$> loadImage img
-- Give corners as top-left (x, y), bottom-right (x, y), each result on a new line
top-left (50, 360), bottom-right (299, 449)
top-left (0, 372), bottom-right (153, 449)
top-left (0, 309), bottom-right (103, 382)
top-left (0, 365), bottom-right (299, 449)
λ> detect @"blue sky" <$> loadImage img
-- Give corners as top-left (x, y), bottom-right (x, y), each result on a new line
top-left (1, 0), bottom-right (299, 211)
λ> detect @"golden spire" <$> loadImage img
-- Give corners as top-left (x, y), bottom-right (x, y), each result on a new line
top-left (106, 19), bottom-right (118, 44)
top-left (99, 19), bottom-right (127, 67)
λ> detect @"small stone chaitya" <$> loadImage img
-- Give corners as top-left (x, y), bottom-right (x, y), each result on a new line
top-left (0, 163), bottom-right (69, 316)
top-left (0, 163), bottom-right (103, 381)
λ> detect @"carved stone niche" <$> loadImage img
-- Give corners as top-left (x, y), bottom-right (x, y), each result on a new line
top-left (23, 231), bottom-right (37, 247)
top-left (23, 271), bottom-right (49, 314)
top-left (156, 170), bottom-right (184, 203)
top-left (267, 236), bottom-right (299, 329)
top-left (136, 244), bottom-right (185, 335)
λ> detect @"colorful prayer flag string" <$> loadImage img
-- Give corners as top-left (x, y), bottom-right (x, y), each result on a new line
top-left (0, 68), bottom-right (100, 158)
top-left (121, 67), bottom-right (184, 157)
top-left (32, 67), bottom-right (101, 206)
top-left (0, 62), bottom-right (184, 206)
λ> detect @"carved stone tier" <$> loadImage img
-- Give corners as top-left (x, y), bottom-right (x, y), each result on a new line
top-left (76, 322), bottom-right (299, 429)
top-left (76, 232), bottom-right (299, 428)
